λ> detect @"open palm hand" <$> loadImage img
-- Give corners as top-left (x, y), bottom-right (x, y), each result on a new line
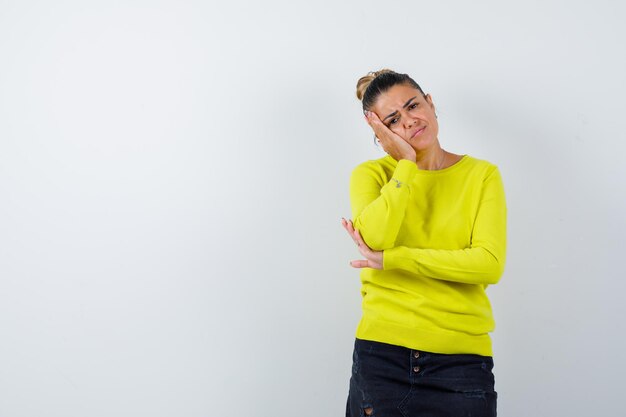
top-left (341, 218), bottom-right (383, 270)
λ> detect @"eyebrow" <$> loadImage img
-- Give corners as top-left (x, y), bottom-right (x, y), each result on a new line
top-left (382, 96), bottom-right (418, 122)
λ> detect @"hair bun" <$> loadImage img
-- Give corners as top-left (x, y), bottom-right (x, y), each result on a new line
top-left (356, 68), bottom-right (393, 101)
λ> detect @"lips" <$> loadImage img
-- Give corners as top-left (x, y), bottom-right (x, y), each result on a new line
top-left (411, 126), bottom-right (426, 139)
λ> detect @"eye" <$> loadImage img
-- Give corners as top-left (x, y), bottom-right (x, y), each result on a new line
top-left (408, 102), bottom-right (419, 110)
top-left (388, 117), bottom-right (399, 126)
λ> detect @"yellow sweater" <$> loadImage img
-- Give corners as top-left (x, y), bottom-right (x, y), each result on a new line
top-left (349, 155), bottom-right (506, 356)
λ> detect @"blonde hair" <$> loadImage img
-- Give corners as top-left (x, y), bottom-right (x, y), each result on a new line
top-left (356, 69), bottom-right (394, 101)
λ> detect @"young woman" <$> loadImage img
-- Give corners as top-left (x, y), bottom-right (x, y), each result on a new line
top-left (342, 69), bottom-right (506, 417)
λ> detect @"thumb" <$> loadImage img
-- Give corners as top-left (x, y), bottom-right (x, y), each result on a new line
top-left (350, 259), bottom-right (369, 268)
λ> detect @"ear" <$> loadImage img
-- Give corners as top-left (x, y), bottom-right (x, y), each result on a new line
top-left (425, 93), bottom-right (435, 109)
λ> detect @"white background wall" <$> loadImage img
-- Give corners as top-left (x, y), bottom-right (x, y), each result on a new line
top-left (1, 1), bottom-right (624, 416)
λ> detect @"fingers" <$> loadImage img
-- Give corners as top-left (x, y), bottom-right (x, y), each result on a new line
top-left (364, 111), bottom-right (389, 139)
top-left (341, 218), bottom-right (360, 246)
top-left (353, 228), bottom-right (364, 246)
top-left (349, 259), bottom-right (369, 269)
top-left (342, 218), bottom-right (376, 269)
top-left (341, 217), bottom-right (352, 237)
top-left (364, 111), bottom-right (415, 162)
top-left (364, 110), bottom-right (381, 124)
top-left (342, 218), bottom-right (369, 252)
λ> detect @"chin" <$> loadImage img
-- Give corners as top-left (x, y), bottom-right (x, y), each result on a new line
top-left (409, 136), bottom-right (435, 151)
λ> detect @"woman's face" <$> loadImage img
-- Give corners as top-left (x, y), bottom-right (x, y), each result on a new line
top-left (371, 83), bottom-right (439, 152)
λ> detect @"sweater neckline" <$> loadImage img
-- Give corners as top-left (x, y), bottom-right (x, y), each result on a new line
top-left (388, 154), bottom-right (470, 174)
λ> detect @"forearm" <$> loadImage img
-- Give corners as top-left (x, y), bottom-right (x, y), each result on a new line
top-left (350, 159), bottom-right (417, 250)
top-left (383, 245), bottom-right (506, 285)
top-left (382, 165), bottom-right (507, 285)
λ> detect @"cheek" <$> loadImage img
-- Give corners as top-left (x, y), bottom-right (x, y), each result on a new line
top-left (430, 118), bottom-right (439, 134)
top-left (390, 125), bottom-right (405, 137)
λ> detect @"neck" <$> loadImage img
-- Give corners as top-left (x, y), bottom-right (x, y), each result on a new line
top-left (415, 146), bottom-right (446, 171)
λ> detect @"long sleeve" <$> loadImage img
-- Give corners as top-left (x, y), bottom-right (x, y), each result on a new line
top-left (382, 166), bottom-right (507, 285)
top-left (350, 159), bottom-right (418, 250)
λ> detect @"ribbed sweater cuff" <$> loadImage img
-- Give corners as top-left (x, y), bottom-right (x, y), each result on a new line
top-left (390, 159), bottom-right (418, 186)
top-left (383, 246), bottom-right (415, 271)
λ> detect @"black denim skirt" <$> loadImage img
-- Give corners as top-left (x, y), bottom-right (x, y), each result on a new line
top-left (346, 338), bottom-right (497, 417)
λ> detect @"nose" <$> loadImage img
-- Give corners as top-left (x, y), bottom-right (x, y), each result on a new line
top-left (403, 116), bottom-right (417, 129)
